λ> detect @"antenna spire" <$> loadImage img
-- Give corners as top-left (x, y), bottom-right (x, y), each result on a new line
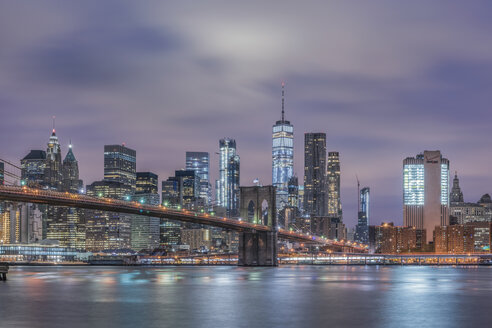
top-left (281, 81), bottom-right (285, 122)
top-left (52, 115), bottom-right (56, 135)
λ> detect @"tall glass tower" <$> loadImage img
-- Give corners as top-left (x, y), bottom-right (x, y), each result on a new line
top-left (186, 152), bottom-right (211, 206)
top-left (103, 144), bottom-right (136, 194)
top-left (216, 138), bottom-right (240, 217)
top-left (326, 151), bottom-right (342, 219)
top-left (355, 187), bottom-right (369, 243)
top-left (272, 82), bottom-right (294, 211)
top-left (403, 150), bottom-right (449, 244)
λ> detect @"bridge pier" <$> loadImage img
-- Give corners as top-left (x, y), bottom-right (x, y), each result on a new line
top-left (238, 231), bottom-right (278, 266)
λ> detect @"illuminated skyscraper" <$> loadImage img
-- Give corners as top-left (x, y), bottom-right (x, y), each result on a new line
top-left (272, 82), bottom-right (294, 211)
top-left (216, 138), bottom-right (240, 217)
top-left (103, 144), bottom-right (136, 194)
top-left (304, 133), bottom-right (326, 217)
top-left (44, 127), bottom-right (63, 190)
top-left (355, 187), bottom-right (369, 243)
top-left (326, 151), bottom-right (342, 219)
top-left (403, 151), bottom-right (449, 244)
top-left (62, 142), bottom-right (83, 193)
top-left (186, 152), bottom-right (211, 206)
top-left (21, 150), bottom-right (46, 187)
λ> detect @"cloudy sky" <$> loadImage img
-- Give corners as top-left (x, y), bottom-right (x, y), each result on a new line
top-left (1, 1), bottom-right (492, 227)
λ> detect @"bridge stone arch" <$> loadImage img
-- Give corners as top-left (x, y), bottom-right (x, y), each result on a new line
top-left (240, 186), bottom-right (276, 228)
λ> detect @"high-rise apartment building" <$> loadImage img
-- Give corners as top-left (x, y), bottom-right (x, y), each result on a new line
top-left (304, 133), bottom-right (326, 217)
top-left (186, 152), bottom-right (211, 206)
top-left (326, 151), bottom-right (342, 219)
top-left (403, 150), bottom-right (449, 244)
top-left (272, 83), bottom-right (294, 211)
top-left (355, 187), bottom-right (370, 244)
top-left (103, 144), bottom-right (136, 194)
top-left (216, 138), bottom-right (240, 217)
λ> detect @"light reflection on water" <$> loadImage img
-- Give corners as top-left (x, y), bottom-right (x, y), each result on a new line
top-left (1, 266), bottom-right (492, 327)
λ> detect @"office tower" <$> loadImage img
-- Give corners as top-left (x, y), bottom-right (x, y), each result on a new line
top-left (287, 176), bottom-right (299, 207)
top-left (326, 151), bottom-right (342, 219)
top-left (304, 133), bottom-right (327, 217)
top-left (134, 172), bottom-right (159, 205)
top-left (131, 172), bottom-right (160, 251)
top-left (103, 144), bottom-right (136, 194)
top-left (216, 138), bottom-right (240, 217)
top-left (272, 82), bottom-right (294, 211)
top-left (47, 143), bottom-right (85, 249)
top-left (85, 180), bottom-right (131, 251)
top-left (62, 143), bottom-right (83, 193)
top-left (186, 152), bottom-right (211, 206)
top-left (355, 187), bottom-right (370, 243)
top-left (21, 150), bottom-right (46, 187)
top-left (450, 172), bottom-right (464, 204)
top-left (403, 150), bottom-right (449, 244)
top-left (44, 127), bottom-right (63, 190)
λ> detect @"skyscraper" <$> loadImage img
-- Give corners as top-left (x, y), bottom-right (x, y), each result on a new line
top-left (44, 128), bottom-right (63, 190)
top-left (450, 172), bottom-right (464, 204)
top-left (272, 82), bottom-right (294, 211)
top-left (186, 152), bottom-right (211, 206)
top-left (216, 138), bottom-right (240, 217)
top-left (326, 151), bottom-right (342, 219)
top-left (403, 150), bottom-right (449, 244)
top-left (304, 133), bottom-right (327, 217)
top-left (131, 172), bottom-right (160, 251)
top-left (62, 143), bottom-right (83, 193)
top-left (0, 162), bottom-right (4, 186)
top-left (21, 150), bottom-right (46, 187)
top-left (355, 187), bottom-right (370, 243)
top-left (103, 144), bottom-right (136, 194)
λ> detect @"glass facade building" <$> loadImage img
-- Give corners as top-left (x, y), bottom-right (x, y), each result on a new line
top-left (103, 144), bottom-right (136, 194)
top-left (355, 187), bottom-right (370, 244)
top-left (186, 152), bottom-right (211, 206)
top-left (272, 83), bottom-right (294, 211)
top-left (403, 151), bottom-right (449, 244)
top-left (216, 138), bottom-right (240, 217)
top-left (304, 133), bottom-right (327, 217)
top-left (326, 151), bottom-right (342, 219)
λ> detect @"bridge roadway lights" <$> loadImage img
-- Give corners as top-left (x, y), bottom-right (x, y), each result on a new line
top-left (238, 231), bottom-right (278, 266)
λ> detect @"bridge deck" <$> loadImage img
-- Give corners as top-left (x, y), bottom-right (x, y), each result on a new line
top-left (0, 185), bottom-right (366, 252)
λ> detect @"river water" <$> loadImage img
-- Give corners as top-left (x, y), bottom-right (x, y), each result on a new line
top-left (1, 265), bottom-right (492, 327)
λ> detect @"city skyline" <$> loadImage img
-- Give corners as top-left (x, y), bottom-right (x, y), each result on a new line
top-left (2, 1), bottom-right (492, 228)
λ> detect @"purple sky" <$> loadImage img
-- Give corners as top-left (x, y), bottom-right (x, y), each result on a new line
top-left (1, 1), bottom-right (492, 228)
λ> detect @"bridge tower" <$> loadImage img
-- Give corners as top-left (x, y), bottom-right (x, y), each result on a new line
top-left (238, 186), bottom-right (278, 266)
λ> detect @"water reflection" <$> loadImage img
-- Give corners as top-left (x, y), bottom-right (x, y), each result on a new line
top-left (1, 266), bottom-right (492, 327)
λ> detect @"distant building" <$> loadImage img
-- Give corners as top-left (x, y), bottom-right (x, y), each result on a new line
top-left (304, 133), bottom-right (326, 217)
top-left (21, 150), bottom-right (46, 187)
top-left (403, 151), bottom-right (449, 244)
top-left (162, 170), bottom-right (200, 210)
top-left (450, 172), bottom-right (464, 204)
top-left (434, 225), bottom-right (474, 254)
top-left (44, 128), bottom-right (63, 190)
top-left (372, 222), bottom-right (423, 254)
top-left (326, 151), bottom-right (342, 219)
top-left (465, 222), bottom-right (491, 252)
top-left (450, 203), bottom-right (490, 224)
top-left (62, 143), bottom-right (83, 193)
top-left (131, 172), bottom-right (160, 251)
top-left (186, 152), bottom-right (211, 206)
top-left (85, 180), bottom-right (131, 251)
top-left (355, 187), bottom-right (370, 244)
top-left (216, 138), bottom-right (240, 217)
top-left (272, 83), bottom-right (294, 211)
top-left (181, 228), bottom-right (211, 251)
top-left (103, 144), bottom-right (136, 194)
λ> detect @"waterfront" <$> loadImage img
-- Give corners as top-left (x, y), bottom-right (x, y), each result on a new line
top-left (1, 266), bottom-right (492, 327)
